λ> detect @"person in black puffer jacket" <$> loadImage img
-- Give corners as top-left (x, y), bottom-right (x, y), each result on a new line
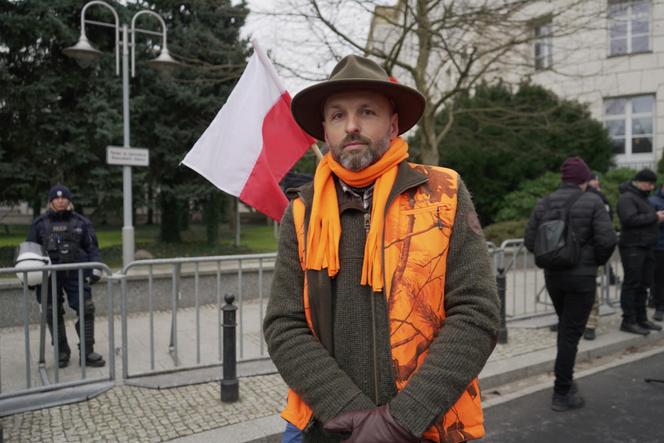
top-left (617, 169), bottom-right (664, 335)
top-left (525, 157), bottom-right (616, 413)
top-left (648, 183), bottom-right (664, 321)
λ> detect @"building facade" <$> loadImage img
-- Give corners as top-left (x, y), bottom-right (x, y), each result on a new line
top-left (526, 0), bottom-right (663, 169)
top-left (368, 0), bottom-right (664, 169)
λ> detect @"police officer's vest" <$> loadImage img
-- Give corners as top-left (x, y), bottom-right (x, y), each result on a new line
top-left (283, 164), bottom-right (486, 443)
top-left (41, 214), bottom-right (84, 264)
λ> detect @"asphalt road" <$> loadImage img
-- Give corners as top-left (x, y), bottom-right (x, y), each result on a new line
top-left (483, 350), bottom-right (664, 443)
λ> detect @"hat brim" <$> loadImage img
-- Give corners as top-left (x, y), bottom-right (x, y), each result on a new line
top-left (291, 79), bottom-right (426, 141)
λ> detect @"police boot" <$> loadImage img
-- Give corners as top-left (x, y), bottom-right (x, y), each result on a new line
top-left (46, 306), bottom-right (71, 368)
top-left (75, 300), bottom-right (105, 367)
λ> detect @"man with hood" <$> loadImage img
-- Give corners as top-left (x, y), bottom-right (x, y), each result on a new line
top-left (27, 185), bottom-right (106, 368)
top-left (524, 157), bottom-right (616, 412)
top-left (264, 55), bottom-right (500, 443)
top-left (617, 169), bottom-right (664, 335)
top-left (648, 182), bottom-right (664, 322)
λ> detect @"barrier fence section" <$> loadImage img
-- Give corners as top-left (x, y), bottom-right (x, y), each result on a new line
top-left (120, 253), bottom-right (276, 381)
top-left (493, 238), bottom-right (623, 321)
top-left (1, 243), bottom-right (625, 408)
top-left (0, 262), bottom-right (115, 414)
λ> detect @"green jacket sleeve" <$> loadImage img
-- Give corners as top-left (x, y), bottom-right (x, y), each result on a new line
top-left (389, 178), bottom-right (500, 437)
top-left (263, 202), bottom-right (376, 424)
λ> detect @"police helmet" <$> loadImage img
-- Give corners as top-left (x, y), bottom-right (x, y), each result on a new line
top-left (15, 242), bottom-right (51, 287)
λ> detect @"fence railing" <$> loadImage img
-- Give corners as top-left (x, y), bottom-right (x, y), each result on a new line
top-left (120, 253), bottom-right (276, 381)
top-left (1, 241), bottom-right (624, 414)
top-left (492, 238), bottom-right (622, 321)
top-left (0, 262), bottom-right (116, 414)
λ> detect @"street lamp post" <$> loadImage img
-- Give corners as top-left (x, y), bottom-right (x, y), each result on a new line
top-left (64, 1), bottom-right (179, 267)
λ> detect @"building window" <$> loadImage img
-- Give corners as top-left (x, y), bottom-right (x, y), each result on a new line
top-left (604, 95), bottom-right (655, 157)
top-left (533, 20), bottom-right (553, 70)
top-left (608, 0), bottom-right (651, 56)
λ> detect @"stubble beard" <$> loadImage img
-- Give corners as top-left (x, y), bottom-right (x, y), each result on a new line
top-left (331, 133), bottom-right (391, 172)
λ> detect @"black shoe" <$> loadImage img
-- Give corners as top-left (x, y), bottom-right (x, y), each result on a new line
top-left (639, 321), bottom-right (663, 331)
top-left (620, 322), bottom-right (650, 336)
top-left (58, 351), bottom-right (70, 369)
top-left (654, 310), bottom-right (664, 322)
top-left (552, 392), bottom-right (585, 412)
top-left (568, 382), bottom-right (578, 395)
top-left (583, 328), bottom-right (596, 340)
top-left (81, 351), bottom-right (106, 367)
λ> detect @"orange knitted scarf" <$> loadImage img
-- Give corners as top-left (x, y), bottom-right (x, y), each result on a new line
top-left (305, 137), bottom-right (409, 291)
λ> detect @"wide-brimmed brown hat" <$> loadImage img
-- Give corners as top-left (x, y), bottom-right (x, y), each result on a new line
top-left (291, 55), bottom-right (426, 141)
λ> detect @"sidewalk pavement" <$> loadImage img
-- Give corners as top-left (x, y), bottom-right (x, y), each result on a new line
top-left (1, 307), bottom-right (663, 443)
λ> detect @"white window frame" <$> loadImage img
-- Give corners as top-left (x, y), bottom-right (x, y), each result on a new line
top-left (604, 95), bottom-right (656, 166)
top-left (608, 0), bottom-right (651, 56)
top-left (533, 20), bottom-right (553, 70)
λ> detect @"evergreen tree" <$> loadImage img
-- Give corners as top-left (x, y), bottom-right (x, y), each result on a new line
top-left (131, 0), bottom-right (250, 242)
top-left (0, 0), bottom-right (123, 218)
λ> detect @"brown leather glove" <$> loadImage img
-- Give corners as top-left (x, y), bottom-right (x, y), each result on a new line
top-left (323, 404), bottom-right (419, 443)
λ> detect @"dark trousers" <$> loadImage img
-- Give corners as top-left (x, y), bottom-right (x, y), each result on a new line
top-left (619, 246), bottom-right (654, 324)
top-left (545, 274), bottom-right (595, 395)
top-left (36, 270), bottom-right (95, 351)
top-left (35, 270), bottom-right (91, 312)
top-left (652, 250), bottom-right (664, 311)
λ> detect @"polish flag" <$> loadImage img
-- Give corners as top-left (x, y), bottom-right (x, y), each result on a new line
top-left (182, 41), bottom-right (315, 221)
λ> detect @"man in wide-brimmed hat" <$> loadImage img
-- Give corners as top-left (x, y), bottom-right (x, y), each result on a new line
top-left (264, 55), bottom-right (500, 443)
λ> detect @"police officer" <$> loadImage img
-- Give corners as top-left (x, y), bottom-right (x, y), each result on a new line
top-left (27, 185), bottom-right (105, 368)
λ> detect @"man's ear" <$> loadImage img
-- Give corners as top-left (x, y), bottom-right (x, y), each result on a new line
top-left (390, 113), bottom-right (399, 138)
top-left (322, 121), bottom-right (330, 146)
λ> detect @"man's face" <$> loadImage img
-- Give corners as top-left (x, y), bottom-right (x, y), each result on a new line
top-left (322, 90), bottom-right (398, 171)
top-left (589, 178), bottom-right (600, 190)
top-left (635, 181), bottom-right (656, 192)
top-left (51, 197), bottom-right (70, 212)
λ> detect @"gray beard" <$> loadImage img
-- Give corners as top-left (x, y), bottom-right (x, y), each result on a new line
top-left (335, 135), bottom-right (391, 172)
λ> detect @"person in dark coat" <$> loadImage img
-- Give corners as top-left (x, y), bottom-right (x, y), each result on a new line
top-left (617, 169), bottom-right (664, 335)
top-left (525, 157), bottom-right (617, 412)
top-left (647, 183), bottom-right (664, 321)
top-left (27, 185), bottom-right (106, 368)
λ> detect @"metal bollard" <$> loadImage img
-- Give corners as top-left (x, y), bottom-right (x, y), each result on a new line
top-left (496, 268), bottom-right (508, 344)
top-left (221, 293), bottom-right (239, 402)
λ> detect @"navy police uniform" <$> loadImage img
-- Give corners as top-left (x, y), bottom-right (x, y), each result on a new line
top-left (27, 185), bottom-right (105, 367)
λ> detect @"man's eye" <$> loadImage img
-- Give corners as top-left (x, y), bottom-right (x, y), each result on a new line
top-left (361, 109), bottom-right (375, 116)
top-left (330, 113), bottom-right (343, 120)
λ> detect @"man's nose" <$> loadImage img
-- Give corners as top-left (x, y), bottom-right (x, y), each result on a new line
top-left (345, 114), bottom-right (360, 134)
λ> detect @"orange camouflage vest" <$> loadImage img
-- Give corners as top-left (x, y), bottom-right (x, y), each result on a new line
top-left (282, 164), bottom-right (485, 443)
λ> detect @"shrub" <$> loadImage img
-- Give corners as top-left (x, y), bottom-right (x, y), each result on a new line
top-left (494, 172), bottom-right (559, 222)
top-left (483, 219), bottom-right (528, 246)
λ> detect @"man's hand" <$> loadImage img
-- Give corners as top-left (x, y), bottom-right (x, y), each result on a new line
top-left (324, 405), bottom-right (419, 443)
top-left (85, 268), bottom-right (102, 285)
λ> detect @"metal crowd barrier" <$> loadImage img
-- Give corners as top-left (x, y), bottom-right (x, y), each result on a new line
top-left (491, 238), bottom-right (622, 321)
top-left (0, 262), bottom-right (115, 416)
top-left (1, 242), bottom-right (625, 407)
top-left (120, 253), bottom-right (276, 381)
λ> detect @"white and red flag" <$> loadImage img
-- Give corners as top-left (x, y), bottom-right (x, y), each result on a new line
top-left (182, 41), bottom-right (315, 221)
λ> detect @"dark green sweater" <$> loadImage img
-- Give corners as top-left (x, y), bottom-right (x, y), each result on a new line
top-left (263, 168), bottom-right (500, 442)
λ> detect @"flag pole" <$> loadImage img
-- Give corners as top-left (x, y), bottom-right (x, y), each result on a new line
top-left (252, 39), bottom-right (287, 94)
top-left (252, 39), bottom-right (323, 164)
top-left (310, 143), bottom-right (323, 161)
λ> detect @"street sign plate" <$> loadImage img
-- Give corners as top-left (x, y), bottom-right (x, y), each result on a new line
top-left (106, 146), bottom-right (149, 167)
